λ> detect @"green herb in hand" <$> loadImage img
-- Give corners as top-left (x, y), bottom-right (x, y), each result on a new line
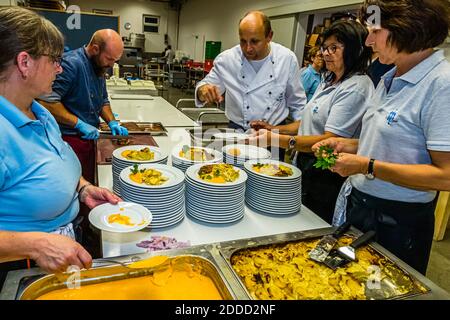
top-left (314, 146), bottom-right (338, 170)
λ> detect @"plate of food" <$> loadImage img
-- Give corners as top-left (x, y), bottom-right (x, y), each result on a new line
top-left (244, 159), bottom-right (301, 180)
top-left (120, 163), bottom-right (185, 189)
top-left (186, 163), bottom-right (247, 186)
top-left (113, 145), bottom-right (167, 163)
top-left (172, 145), bottom-right (222, 163)
top-left (88, 202), bottom-right (152, 233)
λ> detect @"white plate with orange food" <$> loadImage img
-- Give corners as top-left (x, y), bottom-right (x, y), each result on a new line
top-left (112, 145), bottom-right (168, 163)
top-left (88, 202), bottom-right (152, 233)
top-left (185, 163), bottom-right (247, 187)
top-left (120, 163), bottom-right (185, 189)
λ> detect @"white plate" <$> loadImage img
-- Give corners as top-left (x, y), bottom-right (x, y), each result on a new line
top-left (222, 144), bottom-right (271, 160)
top-left (244, 159), bottom-right (302, 180)
top-left (88, 202), bottom-right (152, 233)
top-left (185, 163), bottom-right (247, 187)
top-left (171, 146), bottom-right (223, 164)
top-left (113, 145), bottom-right (168, 163)
top-left (213, 132), bottom-right (249, 141)
top-left (120, 164), bottom-right (184, 189)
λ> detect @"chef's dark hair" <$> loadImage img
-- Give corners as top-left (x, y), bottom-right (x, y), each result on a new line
top-left (240, 11), bottom-right (272, 37)
top-left (321, 20), bottom-right (371, 84)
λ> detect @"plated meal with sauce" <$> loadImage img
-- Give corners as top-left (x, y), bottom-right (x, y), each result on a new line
top-left (197, 164), bottom-right (240, 184)
top-left (121, 147), bottom-right (155, 161)
top-left (129, 164), bottom-right (169, 186)
top-left (252, 163), bottom-right (293, 177)
top-left (178, 145), bottom-right (216, 162)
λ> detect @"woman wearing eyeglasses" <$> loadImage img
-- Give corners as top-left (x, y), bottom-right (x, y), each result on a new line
top-left (0, 7), bottom-right (121, 285)
top-left (313, 0), bottom-right (450, 274)
top-left (249, 20), bottom-right (374, 224)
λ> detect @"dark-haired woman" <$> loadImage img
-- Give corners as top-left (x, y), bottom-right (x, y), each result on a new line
top-left (249, 20), bottom-right (374, 223)
top-left (313, 0), bottom-right (450, 274)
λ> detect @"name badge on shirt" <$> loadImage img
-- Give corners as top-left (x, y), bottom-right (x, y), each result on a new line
top-left (386, 110), bottom-right (399, 125)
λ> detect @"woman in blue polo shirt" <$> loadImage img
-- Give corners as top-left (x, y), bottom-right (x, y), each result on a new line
top-left (249, 20), bottom-right (374, 224)
top-left (0, 7), bottom-right (121, 279)
top-left (313, 0), bottom-right (450, 274)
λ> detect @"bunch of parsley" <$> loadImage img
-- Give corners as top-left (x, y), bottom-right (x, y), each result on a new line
top-left (313, 146), bottom-right (338, 170)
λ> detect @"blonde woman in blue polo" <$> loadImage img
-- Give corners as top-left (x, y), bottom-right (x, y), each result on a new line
top-left (0, 7), bottom-right (121, 285)
top-left (313, 0), bottom-right (450, 274)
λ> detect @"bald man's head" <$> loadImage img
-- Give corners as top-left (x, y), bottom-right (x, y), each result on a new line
top-left (238, 11), bottom-right (273, 60)
top-left (86, 29), bottom-right (124, 76)
top-left (240, 11), bottom-right (272, 37)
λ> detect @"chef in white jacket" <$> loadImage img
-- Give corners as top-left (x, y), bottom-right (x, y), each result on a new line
top-left (195, 11), bottom-right (307, 131)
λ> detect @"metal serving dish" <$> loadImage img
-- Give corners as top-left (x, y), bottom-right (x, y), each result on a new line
top-left (17, 251), bottom-right (235, 300)
top-left (99, 121), bottom-right (167, 136)
top-left (217, 228), bottom-right (444, 300)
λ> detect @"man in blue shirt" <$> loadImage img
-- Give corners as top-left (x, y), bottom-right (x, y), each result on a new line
top-left (39, 29), bottom-right (128, 184)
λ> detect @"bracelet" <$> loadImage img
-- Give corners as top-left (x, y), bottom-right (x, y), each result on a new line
top-left (78, 183), bottom-right (92, 198)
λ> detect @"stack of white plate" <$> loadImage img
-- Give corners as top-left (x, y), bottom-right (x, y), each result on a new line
top-left (244, 159), bottom-right (302, 215)
top-left (112, 145), bottom-right (168, 196)
top-left (171, 146), bottom-right (223, 173)
top-left (185, 163), bottom-right (247, 224)
top-left (119, 164), bottom-right (185, 229)
top-left (222, 144), bottom-right (271, 169)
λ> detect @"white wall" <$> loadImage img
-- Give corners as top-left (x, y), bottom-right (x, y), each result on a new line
top-left (178, 0), bottom-right (298, 61)
top-left (178, 0), bottom-right (363, 61)
top-left (0, 0), bottom-right (16, 5)
top-left (67, 0), bottom-right (178, 53)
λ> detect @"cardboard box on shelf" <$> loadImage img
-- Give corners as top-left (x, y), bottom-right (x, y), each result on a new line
top-left (308, 34), bottom-right (320, 46)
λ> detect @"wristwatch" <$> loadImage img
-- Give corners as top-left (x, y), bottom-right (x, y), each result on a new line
top-left (287, 136), bottom-right (297, 151)
top-left (366, 158), bottom-right (375, 180)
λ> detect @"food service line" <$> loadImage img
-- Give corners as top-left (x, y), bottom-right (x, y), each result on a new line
top-left (98, 96), bottom-right (329, 258)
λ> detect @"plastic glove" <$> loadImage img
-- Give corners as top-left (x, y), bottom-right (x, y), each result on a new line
top-left (75, 118), bottom-right (99, 140)
top-left (108, 120), bottom-right (129, 136)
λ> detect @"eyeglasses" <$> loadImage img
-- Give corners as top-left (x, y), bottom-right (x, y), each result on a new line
top-left (320, 44), bottom-right (344, 55)
top-left (42, 54), bottom-right (63, 67)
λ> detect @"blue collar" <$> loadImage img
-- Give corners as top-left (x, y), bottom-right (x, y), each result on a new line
top-left (0, 96), bottom-right (50, 128)
top-left (381, 49), bottom-right (446, 85)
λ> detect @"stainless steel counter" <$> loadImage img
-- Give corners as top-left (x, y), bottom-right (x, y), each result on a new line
top-left (2, 228), bottom-right (449, 300)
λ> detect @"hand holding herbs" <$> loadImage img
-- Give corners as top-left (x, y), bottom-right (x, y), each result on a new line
top-left (314, 146), bottom-right (338, 170)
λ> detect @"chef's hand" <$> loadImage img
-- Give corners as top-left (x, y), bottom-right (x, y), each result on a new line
top-left (75, 118), bottom-right (100, 140)
top-left (250, 120), bottom-right (273, 131)
top-left (246, 129), bottom-right (278, 148)
top-left (29, 233), bottom-right (92, 273)
top-left (108, 120), bottom-right (129, 136)
top-left (331, 153), bottom-right (370, 177)
top-left (79, 184), bottom-right (122, 209)
top-left (197, 84), bottom-right (223, 104)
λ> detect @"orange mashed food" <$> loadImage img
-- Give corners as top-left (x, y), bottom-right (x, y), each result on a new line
top-left (37, 271), bottom-right (222, 300)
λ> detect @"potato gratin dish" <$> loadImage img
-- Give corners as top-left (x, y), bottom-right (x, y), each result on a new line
top-left (231, 237), bottom-right (421, 300)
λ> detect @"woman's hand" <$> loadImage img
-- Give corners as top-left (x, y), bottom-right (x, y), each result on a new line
top-left (79, 185), bottom-right (122, 209)
top-left (249, 120), bottom-right (273, 131)
top-left (246, 129), bottom-right (278, 147)
top-left (29, 233), bottom-right (92, 273)
top-left (312, 137), bottom-right (359, 156)
top-left (331, 153), bottom-right (369, 177)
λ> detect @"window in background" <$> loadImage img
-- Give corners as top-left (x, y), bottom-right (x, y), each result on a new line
top-left (143, 14), bottom-right (160, 33)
